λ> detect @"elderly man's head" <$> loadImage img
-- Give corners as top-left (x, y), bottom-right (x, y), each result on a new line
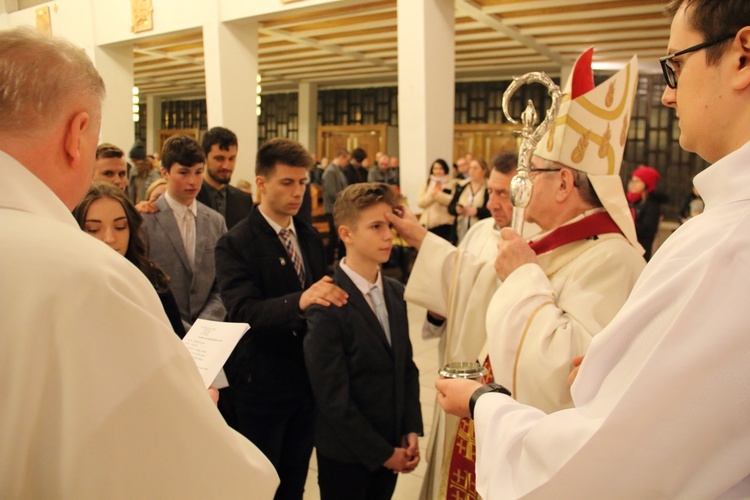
top-left (0, 27), bottom-right (105, 209)
top-left (486, 152), bottom-right (518, 229)
top-left (524, 156), bottom-right (601, 232)
top-left (377, 154), bottom-right (390, 172)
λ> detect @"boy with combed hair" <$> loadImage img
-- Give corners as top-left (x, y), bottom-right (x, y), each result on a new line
top-left (304, 182), bottom-right (423, 500)
top-left (142, 135), bottom-right (227, 330)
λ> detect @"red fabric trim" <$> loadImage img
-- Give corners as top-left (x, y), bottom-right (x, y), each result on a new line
top-left (444, 358), bottom-right (494, 500)
top-left (528, 211), bottom-right (622, 256)
top-left (571, 48), bottom-right (595, 99)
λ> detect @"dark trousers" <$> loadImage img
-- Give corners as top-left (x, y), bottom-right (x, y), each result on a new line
top-left (233, 389), bottom-right (316, 500)
top-left (317, 451), bottom-right (398, 500)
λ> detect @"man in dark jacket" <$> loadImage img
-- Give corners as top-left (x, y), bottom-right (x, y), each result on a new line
top-left (196, 126), bottom-right (254, 229)
top-left (216, 138), bottom-right (348, 500)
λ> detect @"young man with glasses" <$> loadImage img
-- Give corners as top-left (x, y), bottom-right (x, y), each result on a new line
top-left (437, 1), bottom-right (750, 497)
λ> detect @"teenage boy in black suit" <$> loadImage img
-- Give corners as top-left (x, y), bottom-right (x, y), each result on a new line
top-left (304, 182), bottom-right (423, 500)
top-left (215, 138), bottom-right (348, 500)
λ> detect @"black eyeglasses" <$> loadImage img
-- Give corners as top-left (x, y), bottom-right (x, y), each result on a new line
top-left (659, 34), bottom-right (736, 89)
top-left (528, 167), bottom-right (561, 178)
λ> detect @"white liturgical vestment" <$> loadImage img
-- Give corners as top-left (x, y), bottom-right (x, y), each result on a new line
top-left (486, 220), bottom-right (645, 413)
top-left (473, 141), bottom-right (750, 498)
top-left (407, 218), bottom-right (505, 500)
top-left (407, 217), bottom-right (507, 364)
top-left (0, 151), bottom-right (279, 498)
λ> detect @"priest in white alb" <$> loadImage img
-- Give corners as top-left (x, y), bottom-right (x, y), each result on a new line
top-left (392, 153), bottom-right (524, 500)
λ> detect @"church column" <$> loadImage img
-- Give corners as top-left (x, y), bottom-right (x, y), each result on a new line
top-left (298, 82), bottom-right (319, 155)
top-left (397, 0), bottom-right (454, 209)
top-left (93, 44), bottom-right (134, 154)
top-left (146, 94), bottom-right (162, 157)
top-left (203, 19), bottom-right (259, 187)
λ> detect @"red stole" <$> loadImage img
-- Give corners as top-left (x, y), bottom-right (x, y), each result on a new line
top-left (528, 211), bottom-right (622, 255)
top-left (444, 357), bottom-right (494, 500)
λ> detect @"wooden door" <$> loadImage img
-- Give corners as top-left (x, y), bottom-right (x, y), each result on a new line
top-left (318, 124), bottom-right (388, 162)
top-left (453, 124), bottom-right (522, 163)
top-left (158, 128), bottom-right (200, 154)
top-left (350, 131), bottom-right (383, 162)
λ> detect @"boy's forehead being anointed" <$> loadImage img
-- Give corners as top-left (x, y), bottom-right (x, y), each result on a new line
top-left (345, 201), bottom-right (392, 228)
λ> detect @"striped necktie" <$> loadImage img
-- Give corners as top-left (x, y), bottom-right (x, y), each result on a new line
top-left (279, 228), bottom-right (306, 287)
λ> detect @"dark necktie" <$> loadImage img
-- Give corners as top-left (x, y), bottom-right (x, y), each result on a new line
top-left (215, 189), bottom-right (226, 217)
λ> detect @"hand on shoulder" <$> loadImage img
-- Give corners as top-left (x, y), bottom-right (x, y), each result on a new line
top-left (299, 275), bottom-right (348, 311)
top-left (135, 200), bottom-right (159, 214)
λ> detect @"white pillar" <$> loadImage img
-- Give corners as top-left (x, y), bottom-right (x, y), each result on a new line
top-left (146, 94), bottom-right (162, 156)
top-left (298, 82), bottom-right (318, 154)
top-left (93, 44), bottom-right (134, 154)
top-left (397, 0), bottom-right (454, 210)
top-left (203, 19), bottom-right (259, 187)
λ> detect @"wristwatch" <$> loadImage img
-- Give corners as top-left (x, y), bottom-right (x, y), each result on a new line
top-left (469, 383), bottom-right (511, 419)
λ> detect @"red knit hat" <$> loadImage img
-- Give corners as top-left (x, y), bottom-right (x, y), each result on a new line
top-left (632, 165), bottom-right (660, 192)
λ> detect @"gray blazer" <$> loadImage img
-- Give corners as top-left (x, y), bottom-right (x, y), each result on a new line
top-left (322, 165), bottom-right (348, 214)
top-left (142, 196), bottom-right (227, 329)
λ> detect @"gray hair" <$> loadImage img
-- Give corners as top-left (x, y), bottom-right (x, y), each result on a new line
top-left (543, 159), bottom-right (602, 208)
top-left (0, 27), bottom-right (105, 134)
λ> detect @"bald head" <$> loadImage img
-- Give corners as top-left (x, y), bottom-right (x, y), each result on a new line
top-left (377, 154), bottom-right (390, 171)
top-left (0, 28), bottom-right (106, 209)
top-left (0, 27), bottom-right (105, 136)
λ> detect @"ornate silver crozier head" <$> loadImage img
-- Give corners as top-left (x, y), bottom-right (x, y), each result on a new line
top-left (502, 73), bottom-right (562, 234)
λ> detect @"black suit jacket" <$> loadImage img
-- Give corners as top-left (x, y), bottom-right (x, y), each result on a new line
top-left (215, 209), bottom-right (326, 402)
top-left (196, 183), bottom-right (254, 230)
top-left (344, 163), bottom-right (368, 185)
top-left (303, 265), bottom-right (423, 471)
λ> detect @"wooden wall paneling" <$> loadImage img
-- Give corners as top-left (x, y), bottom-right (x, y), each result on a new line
top-left (317, 124), bottom-right (388, 161)
top-left (453, 123), bottom-right (522, 163)
top-left (158, 128), bottom-right (200, 154)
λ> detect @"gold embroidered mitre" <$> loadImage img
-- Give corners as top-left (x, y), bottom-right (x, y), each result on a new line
top-left (538, 48), bottom-right (637, 175)
top-left (536, 48), bottom-right (643, 252)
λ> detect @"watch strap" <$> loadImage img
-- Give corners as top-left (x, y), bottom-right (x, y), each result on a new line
top-left (469, 383), bottom-right (511, 419)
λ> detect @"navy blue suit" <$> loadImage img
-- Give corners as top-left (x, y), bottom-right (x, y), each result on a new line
top-left (304, 264), bottom-right (422, 499)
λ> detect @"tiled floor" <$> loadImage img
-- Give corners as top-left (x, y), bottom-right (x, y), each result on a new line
top-left (303, 302), bottom-right (440, 500)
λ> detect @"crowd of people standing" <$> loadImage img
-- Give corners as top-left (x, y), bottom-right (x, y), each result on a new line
top-left (5, 1), bottom-right (750, 497)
